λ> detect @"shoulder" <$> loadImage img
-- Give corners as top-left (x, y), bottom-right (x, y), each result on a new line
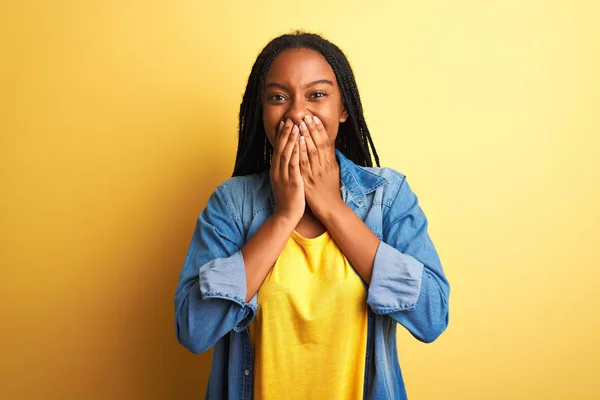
top-left (215, 172), bottom-right (268, 194)
top-left (212, 171), bottom-right (271, 220)
top-left (358, 165), bottom-right (408, 207)
top-left (361, 165), bottom-right (406, 185)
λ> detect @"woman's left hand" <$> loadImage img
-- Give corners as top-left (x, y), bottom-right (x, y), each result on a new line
top-left (298, 114), bottom-right (344, 218)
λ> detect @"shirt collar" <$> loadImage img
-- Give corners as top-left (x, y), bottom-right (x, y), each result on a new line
top-left (336, 149), bottom-right (387, 209)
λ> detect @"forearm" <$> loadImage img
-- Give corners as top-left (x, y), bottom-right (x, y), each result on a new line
top-left (319, 201), bottom-right (380, 285)
top-left (241, 213), bottom-right (297, 302)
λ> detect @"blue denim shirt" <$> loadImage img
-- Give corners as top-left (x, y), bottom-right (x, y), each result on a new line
top-left (174, 149), bottom-right (450, 399)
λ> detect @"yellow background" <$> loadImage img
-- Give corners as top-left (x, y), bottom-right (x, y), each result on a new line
top-left (1, 1), bottom-right (599, 399)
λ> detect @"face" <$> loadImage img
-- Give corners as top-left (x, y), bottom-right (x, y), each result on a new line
top-left (262, 48), bottom-right (348, 147)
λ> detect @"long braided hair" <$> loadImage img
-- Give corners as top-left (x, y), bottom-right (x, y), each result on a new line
top-left (232, 30), bottom-right (380, 177)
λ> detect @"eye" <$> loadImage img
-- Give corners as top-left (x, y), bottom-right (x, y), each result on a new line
top-left (311, 92), bottom-right (327, 99)
top-left (267, 94), bottom-right (286, 102)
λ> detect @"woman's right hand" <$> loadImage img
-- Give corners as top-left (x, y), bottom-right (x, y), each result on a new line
top-left (270, 118), bottom-right (305, 223)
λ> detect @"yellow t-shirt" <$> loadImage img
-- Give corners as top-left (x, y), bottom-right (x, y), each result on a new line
top-left (248, 230), bottom-right (368, 399)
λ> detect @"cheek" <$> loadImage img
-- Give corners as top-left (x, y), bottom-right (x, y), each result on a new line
top-left (320, 119), bottom-right (340, 143)
top-left (264, 126), bottom-right (276, 147)
top-left (262, 114), bottom-right (278, 146)
top-left (317, 107), bottom-right (340, 133)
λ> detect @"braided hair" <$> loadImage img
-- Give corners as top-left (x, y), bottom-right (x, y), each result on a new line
top-left (232, 30), bottom-right (380, 177)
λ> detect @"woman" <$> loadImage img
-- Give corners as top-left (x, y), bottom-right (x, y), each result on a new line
top-left (174, 30), bottom-right (450, 400)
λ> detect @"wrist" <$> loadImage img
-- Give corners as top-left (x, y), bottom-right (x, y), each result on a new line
top-left (271, 211), bottom-right (301, 229)
top-left (312, 197), bottom-right (346, 224)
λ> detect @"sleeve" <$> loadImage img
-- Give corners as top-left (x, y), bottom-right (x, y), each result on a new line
top-left (366, 175), bottom-right (450, 343)
top-left (174, 185), bottom-right (258, 354)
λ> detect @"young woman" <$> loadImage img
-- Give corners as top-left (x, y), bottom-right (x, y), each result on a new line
top-left (174, 30), bottom-right (450, 400)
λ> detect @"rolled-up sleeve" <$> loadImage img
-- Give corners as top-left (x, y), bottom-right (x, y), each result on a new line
top-left (368, 240), bottom-right (424, 312)
top-left (198, 250), bottom-right (258, 330)
top-left (367, 174), bottom-right (450, 343)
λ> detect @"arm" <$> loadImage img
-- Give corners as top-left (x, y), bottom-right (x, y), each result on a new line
top-left (242, 214), bottom-right (297, 302)
top-left (367, 175), bottom-right (450, 343)
top-left (174, 185), bottom-right (296, 354)
top-left (175, 119), bottom-right (305, 354)
top-left (319, 202), bottom-right (379, 285)
top-left (318, 175), bottom-right (449, 343)
top-left (295, 115), bottom-right (449, 342)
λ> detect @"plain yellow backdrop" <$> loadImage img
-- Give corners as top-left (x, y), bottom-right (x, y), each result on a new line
top-left (1, 1), bottom-right (599, 399)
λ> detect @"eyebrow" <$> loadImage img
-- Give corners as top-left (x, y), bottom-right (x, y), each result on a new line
top-left (264, 79), bottom-right (334, 91)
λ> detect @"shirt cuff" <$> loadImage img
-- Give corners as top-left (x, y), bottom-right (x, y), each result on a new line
top-left (198, 250), bottom-right (258, 330)
top-left (367, 240), bottom-right (425, 313)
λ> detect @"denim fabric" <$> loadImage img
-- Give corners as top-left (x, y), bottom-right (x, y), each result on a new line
top-left (174, 149), bottom-right (450, 400)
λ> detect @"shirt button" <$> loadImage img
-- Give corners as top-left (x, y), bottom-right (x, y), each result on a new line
top-left (244, 369), bottom-right (250, 376)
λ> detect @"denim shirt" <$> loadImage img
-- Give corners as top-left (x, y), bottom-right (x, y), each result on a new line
top-left (174, 149), bottom-right (450, 400)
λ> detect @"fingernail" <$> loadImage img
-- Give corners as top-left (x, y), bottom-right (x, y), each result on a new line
top-left (304, 115), bottom-right (312, 123)
top-left (300, 121), bottom-right (307, 131)
top-left (292, 125), bottom-right (299, 134)
top-left (285, 119), bottom-right (292, 127)
top-left (313, 116), bottom-right (320, 124)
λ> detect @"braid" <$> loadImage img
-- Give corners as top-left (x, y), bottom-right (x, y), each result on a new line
top-left (232, 30), bottom-right (380, 177)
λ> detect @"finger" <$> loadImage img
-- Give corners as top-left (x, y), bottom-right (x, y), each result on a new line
top-left (275, 119), bottom-right (293, 153)
top-left (311, 115), bottom-right (332, 163)
top-left (300, 119), bottom-right (320, 168)
top-left (289, 138), bottom-right (301, 184)
top-left (281, 124), bottom-right (299, 182)
top-left (272, 119), bottom-right (293, 173)
top-left (304, 115), bottom-right (325, 148)
top-left (298, 135), bottom-right (312, 177)
top-left (275, 120), bottom-right (284, 144)
top-left (311, 115), bottom-right (329, 143)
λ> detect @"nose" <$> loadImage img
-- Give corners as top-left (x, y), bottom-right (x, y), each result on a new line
top-left (284, 99), bottom-right (309, 126)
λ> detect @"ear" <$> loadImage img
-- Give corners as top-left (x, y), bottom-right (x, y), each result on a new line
top-left (339, 108), bottom-right (349, 123)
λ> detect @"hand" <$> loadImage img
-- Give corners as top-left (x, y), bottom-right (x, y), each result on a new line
top-left (298, 115), bottom-right (343, 218)
top-left (270, 118), bottom-right (305, 222)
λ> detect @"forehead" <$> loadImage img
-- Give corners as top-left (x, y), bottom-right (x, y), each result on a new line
top-left (265, 48), bottom-right (337, 85)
